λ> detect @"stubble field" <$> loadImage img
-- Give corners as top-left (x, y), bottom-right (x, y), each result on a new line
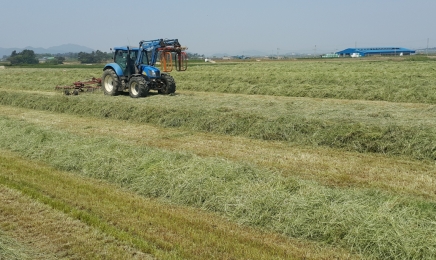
top-left (0, 57), bottom-right (435, 259)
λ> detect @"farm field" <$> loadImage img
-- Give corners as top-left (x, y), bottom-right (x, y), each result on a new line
top-left (0, 58), bottom-right (436, 259)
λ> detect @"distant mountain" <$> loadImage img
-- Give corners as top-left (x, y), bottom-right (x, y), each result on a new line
top-left (0, 44), bottom-right (95, 57)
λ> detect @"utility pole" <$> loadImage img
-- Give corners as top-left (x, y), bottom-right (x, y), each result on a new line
top-left (277, 48), bottom-right (279, 60)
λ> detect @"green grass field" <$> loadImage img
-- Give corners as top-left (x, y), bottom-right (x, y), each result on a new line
top-left (0, 58), bottom-right (435, 259)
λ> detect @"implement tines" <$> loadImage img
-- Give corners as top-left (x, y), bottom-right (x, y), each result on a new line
top-left (55, 77), bottom-right (102, 95)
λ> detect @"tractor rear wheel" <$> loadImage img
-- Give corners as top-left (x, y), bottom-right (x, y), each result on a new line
top-left (158, 73), bottom-right (176, 94)
top-left (129, 77), bottom-right (149, 98)
top-left (102, 69), bottom-right (120, 96)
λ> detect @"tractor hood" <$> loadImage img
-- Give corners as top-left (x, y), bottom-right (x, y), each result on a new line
top-left (140, 65), bottom-right (160, 79)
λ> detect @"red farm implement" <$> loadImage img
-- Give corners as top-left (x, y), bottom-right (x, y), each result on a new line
top-left (55, 77), bottom-right (102, 95)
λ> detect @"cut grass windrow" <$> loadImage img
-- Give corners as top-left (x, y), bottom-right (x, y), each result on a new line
top-left (173, 60), bottom-right (436, 104)
top-left (1, 117), bottom-right (436, 259)
top-left (1, 60), bottom-right (436, 104)
top-left (0, 231), bottom-right (35, 260)
top-left (2, 105), bottom-right (436, 201)
top-left (0, 90), bottom-right (435, 161)
top-left (0, 150), bottom-right (351, 260)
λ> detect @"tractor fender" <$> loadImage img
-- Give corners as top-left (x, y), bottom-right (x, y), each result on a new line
top-left (103, 63), bottom-right (124, 77)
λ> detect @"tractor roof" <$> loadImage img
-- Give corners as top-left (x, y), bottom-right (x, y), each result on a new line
top-left (113, 46), bottom-right (139, 51)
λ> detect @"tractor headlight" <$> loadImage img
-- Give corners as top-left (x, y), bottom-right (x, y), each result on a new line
top-left (142, 67), bottom-right (159, 78)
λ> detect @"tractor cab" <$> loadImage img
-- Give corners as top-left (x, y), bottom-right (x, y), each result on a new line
top-left (113, 47), bottom-right (139, 76)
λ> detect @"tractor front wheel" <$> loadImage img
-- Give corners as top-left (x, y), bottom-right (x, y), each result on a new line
top-left (129, 77), bottom-right (149, 98)
top-left (159, 73), bottom-right (176, 94)
top-left (102, 69), bottom-right (120, 96)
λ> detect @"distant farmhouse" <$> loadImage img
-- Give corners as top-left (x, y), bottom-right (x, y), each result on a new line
top-left (336, 47), bottom-right (415, 57)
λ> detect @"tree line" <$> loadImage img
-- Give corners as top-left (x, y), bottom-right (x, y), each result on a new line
top-left (5, 49), bottom-right (112, 65)
top-left (7, 50), bottom-right (40, 65)
top-left (5, 49), bottom-right (204, 65)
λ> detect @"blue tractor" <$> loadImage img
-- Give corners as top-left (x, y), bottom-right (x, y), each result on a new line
top-left (102, 39), bottom-right (187, 98)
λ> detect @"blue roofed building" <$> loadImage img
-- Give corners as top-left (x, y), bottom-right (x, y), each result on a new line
top-left (336, 47), bottom-right (415, 57)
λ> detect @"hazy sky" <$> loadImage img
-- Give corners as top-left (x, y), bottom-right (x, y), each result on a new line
top-left (0, 0), bottom-right (434, 55)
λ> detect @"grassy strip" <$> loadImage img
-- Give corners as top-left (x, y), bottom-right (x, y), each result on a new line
top-left (1, 117), bottom-right (436, 259)
top-left (0, 150), bottom-right (349, 260)
top-left (0, 181), bottom-right (156, 258)
top-left (0, 90), bottom-right (435, 160)
top-left (2, 105), bottom-right (435, 201)
top-left (0, 185), bottom-right (148, 260)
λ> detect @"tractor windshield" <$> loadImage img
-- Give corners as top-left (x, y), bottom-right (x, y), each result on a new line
top-left (141, 50), bottom-right (151, 65)
top-left (114, 49), bottom-right (138, 76)
top-left (114, 50), bottom-right (128, 72)
top-left (129, 51), bottom-right (137, 62)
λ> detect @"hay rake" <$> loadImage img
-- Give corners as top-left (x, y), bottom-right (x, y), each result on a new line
top-left (55, 77), bottom-right (102, 95)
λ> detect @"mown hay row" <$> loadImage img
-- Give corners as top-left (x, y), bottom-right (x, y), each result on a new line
top-left (1, 117), bottom-right (436, 259)
top-left (0, 232), bottom-right (33, 260)
top-left (0, 91), bottom-right (435, 160)
top-left (1, 60), bottom-right (436, 104)
top-left (1, 150), bottom-right (356, 260)
top-left (173, 60), bottom-right (436, 103)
